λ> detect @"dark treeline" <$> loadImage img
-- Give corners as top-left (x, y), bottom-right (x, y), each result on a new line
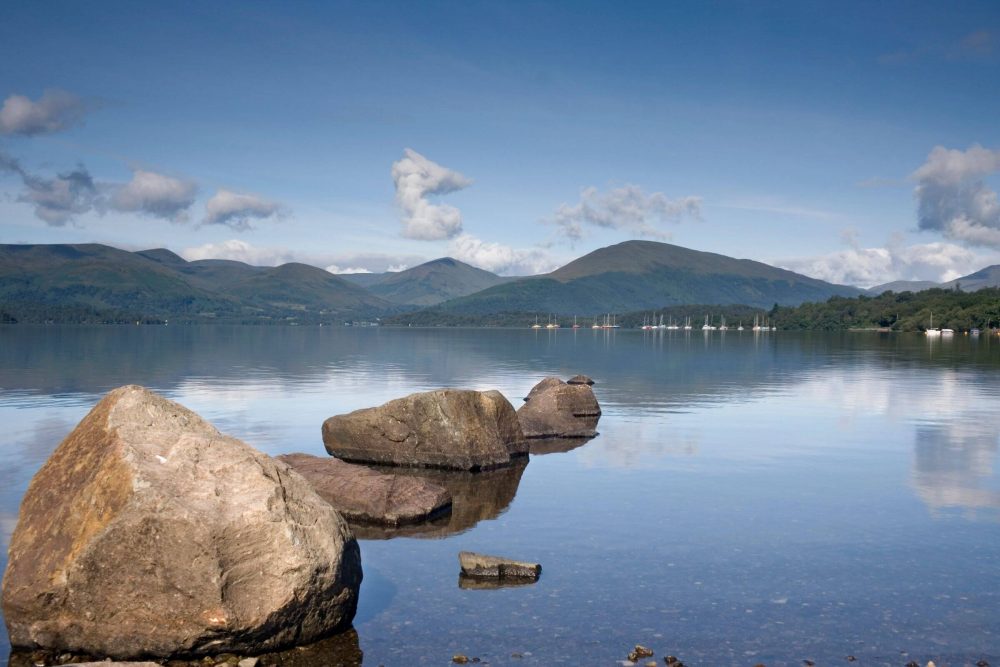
top-left (770, 287), bottom-right (1000, 331)
top-left (7, 287), bottom-right (1000, 331)
top-left (385, 288), bottom-right (1000, 331)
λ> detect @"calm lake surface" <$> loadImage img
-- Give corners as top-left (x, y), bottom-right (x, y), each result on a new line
top-left (1, 326), bottom-right (999, 666)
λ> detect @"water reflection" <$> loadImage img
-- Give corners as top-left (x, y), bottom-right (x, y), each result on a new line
top-left (527, 435), bottom-right (597, 455)
top-left (350, 460), bottom-right (528, 540)
top-left (7, 628), bottom-right (363, 667)
top-left (913, 422), bottom-right (1000, 516)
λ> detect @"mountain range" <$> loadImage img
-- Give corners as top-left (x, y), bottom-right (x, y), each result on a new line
top-left (2, 240), bottom-right (998, 324)
top-left (431, 240), bottom-right (862, 315)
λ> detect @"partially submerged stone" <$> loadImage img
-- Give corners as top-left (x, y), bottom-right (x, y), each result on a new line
top-left (458, 551), bottom-right (541, 581)
top-left (277, 453), bottom-right (452, 526)
top-left (349, 459), bottom-right (528, 540)
top-left (567, 374), bottom-right (595, 385)
top-left (517, 376), bottom-right (601, 438)
top-left (2, 385), bottom-right (362, 659)
top-left (322, 389), bottom-right (526, 471)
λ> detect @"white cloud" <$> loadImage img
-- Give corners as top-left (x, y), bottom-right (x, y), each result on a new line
top-left (326, 265), bottom-right (373, 274)
top-left (391, 148), bottom-right (472, 240)
top-left (109, 169), bottom-right (197, 222)
top-left (0, 150), bottom-right (97, 225)
top-left (0, 89), bottom-right (88, 136)
top-left (182, 239), bottom-right (422, 272)
top-left (552, 185), bottom-right (701, 241)
top-left (779, 232), bottom-right (981, 287)
top-left (182, 239), bottom-right (297, 265)
top-left (913, 144), bottom-right (1000, 248)
top-left (448, 233), bottom-right (558, 276)
top-left (204, 189), bottom-right (282, 231)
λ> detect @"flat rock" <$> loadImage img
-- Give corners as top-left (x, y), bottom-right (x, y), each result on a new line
top-left (277, 453), bottom-right (452, 526)
top-left (567, 374), bottom-right (595, 385)
top-left (2, 385), bottom-right (362, 659)
top-left (458, 551), bottom-right (541, 580)
top-left (322, 389), bottom-right (526, 471)
top-left (349, 460), bottom-right (528, 539)
top-left (517, 377), bottom-right (601, 438)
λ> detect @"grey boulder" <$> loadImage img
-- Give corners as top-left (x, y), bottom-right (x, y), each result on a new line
top-left (277, 453), bottom-right (452, 526)
top-left (322, 389), bottom-right (526, 471)
top-left (517, 376), bottom-right (601, 438)
top-left (1, 385), bottom-right (362, 659)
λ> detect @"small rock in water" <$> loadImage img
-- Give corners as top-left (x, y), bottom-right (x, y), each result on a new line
top-left (452, 656), bottom-right (469, 665)
top-left (804, 661), bottom-right (815, 666)
top-left (237, 659), bottom-right (259, 667)
top-left (846, 657), bottom-right (857, 663)
top-left (627, 645), bottom-right (654, 661)
top-left (976, 660), bottom-right (990, 667)
top-left (510, 654), bottom-right (523, 660)
top-left (905, 662), bottom-right (920, 667)
top-left (665, 658), bottom-right (679, 666)
top-left (645, 662), bottom-right (657, 667)
top-left (927, 662), bottom-right (936, 667)
top-left (459, 551), bottom-right (541, 580)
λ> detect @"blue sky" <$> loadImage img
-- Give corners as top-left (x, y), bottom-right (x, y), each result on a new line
top-left (1, 1), bottom-right (999, 286)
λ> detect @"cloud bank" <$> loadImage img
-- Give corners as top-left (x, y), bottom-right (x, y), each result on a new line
top-left (913, 144), bottom-right (1000, 248)
top-left (552, 185), bottom-right (702, 241)
top-left (391, 148), bottom-right (472, 240)
top-left (0, 90), bottom-right (89, 136)
top-left (204, 189), bottom-right (282, 231)
top-left (182, 239), bottom-right (422, 273)
top-left (779, 233), bottom-right (978, 287)
top-left (448, 233), bottom-right (558, 276)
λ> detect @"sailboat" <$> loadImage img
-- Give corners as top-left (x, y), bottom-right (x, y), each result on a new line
top-left (572, 315), bottom-right (581, 329)
top-left (719, 315), bottom-right (729, 331)
top-left (531, 316), bottom-right (541, 329)
top-left (702, 315), bottom-right (716, 331)
top-left (683, 316), bottom-right (692, 331)
top-left (737, 320), bottom-right (744, 331)
top-left (545, 314), bottom-right (560, 329)
top-left (925, 312), bottom-right (941, 336)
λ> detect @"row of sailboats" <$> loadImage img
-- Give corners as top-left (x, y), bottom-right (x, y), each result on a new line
top-left (535, 312), bottom-right (777, 330)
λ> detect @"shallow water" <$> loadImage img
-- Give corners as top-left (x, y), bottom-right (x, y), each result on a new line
top-left (1, 326), bottom-right (998, 666)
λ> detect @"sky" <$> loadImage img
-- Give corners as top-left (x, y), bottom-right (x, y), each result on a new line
top-left (1, 0), bottom-right (999, 287)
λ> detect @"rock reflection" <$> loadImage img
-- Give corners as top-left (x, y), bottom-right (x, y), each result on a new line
top-left (349, 459), bottom-right (528, 539)
top-left (912, 421), bottom-right (1000, 516)
top-left (527, 435), bottom-right (597, 455)
top-left (7, 628), bottom-right (362, 667)
top-left (457, 574), bottom-right (538, 590)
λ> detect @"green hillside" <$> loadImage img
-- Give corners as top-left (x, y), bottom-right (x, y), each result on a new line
top-left (435, 240), bottom-right (860, 315)
top-left (340, 257), bottom-right (511, 306)
top-left (0, 244), bottom-right (395, 323)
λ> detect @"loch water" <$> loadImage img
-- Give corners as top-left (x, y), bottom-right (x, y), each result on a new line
top-left (1, 326), bottom-right (999, 666)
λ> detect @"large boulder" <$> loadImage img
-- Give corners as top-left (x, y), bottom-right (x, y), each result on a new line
top-left (2, 385), bottom-right (362, 659)
top-left (517, 377), bottom-right (601, 438)
top-left (277, 453), bottom-right (452, 526)
top-left (322, 389), bottom-right (526, 471)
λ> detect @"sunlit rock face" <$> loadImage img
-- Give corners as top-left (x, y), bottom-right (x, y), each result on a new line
top-left (322, 389), bottom-right (526, 471)
top-left (517, 376), bottom-right (601, 439)
top-left (2, 385), bottom-right (362, 659)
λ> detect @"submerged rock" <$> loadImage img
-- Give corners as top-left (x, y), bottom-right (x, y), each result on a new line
top-left (322, 389), bottom-right (526, 471)
top-left (567, 374), bottom-right (595, 385)
top-left (278, 453), bottom-right (452, 526)
top-left (458, 551), bottom-right (541, 581)
top-left (517, 376), bottom-right (601, 438)
top-left (2, 385), bottom-right (362, 659)
top-left (11, 629), bottom-right (363, 667)
top-left (349, 459), bottom-right (528, 540)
